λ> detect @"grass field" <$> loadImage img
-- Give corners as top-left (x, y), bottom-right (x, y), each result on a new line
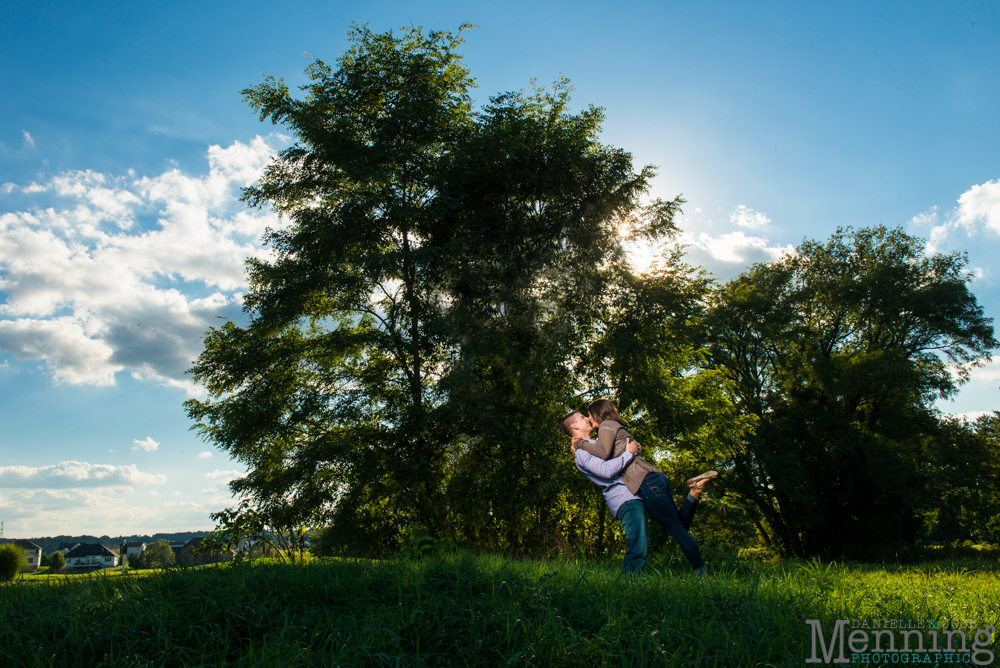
top-left (2, 551), bottom-right (999, 667)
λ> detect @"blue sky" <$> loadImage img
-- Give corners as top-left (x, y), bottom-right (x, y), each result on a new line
top-left (2, 0), bottom-right (999, 538)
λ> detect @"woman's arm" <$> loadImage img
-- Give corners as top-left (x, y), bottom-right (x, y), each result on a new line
top-left (575, 420), bottom-right (625, 459)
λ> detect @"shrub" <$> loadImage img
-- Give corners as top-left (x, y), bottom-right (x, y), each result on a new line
top-left (0, 544), bottom-right (27, 581)
top-left (49, 551), bottom-right (66, 573)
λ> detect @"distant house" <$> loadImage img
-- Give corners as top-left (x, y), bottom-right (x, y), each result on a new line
top-left (168, 543), bottom-right (187, 560)
top-left (236, 536), bottom-right (271, 552)
top-left (124, 543), bottom-right (145, 557)
top-left (64, 543), bottom-right (119, 569)
top-left (178, 537), bottom-right (234, 566)
top-left (58, 542), bottom-right (81, 554)
top-left (0, 539), bottom-right (43, 572)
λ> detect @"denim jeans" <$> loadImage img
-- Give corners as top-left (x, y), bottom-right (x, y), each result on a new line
top-left (616, 499), bottom-right (648, 574)
top-left (638, 472), bottom-right (705, 572)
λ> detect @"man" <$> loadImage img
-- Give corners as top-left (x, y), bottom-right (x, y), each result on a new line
top-left (562, 410), bottom-right (649, 573)
top-left (563, 408), bottom-right (715, 576)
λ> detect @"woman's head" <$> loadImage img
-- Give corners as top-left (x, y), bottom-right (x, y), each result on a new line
top-left (586, 398), bottom-right (621, 425)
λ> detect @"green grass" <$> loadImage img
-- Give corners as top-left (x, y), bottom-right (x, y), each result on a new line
top-left (2, 553), bottom-right (998, 667)
top-left (19, 565), bottom-right (160, 581)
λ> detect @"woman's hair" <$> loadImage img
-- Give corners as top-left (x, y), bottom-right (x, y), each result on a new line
top-left (586, 398), bottom-right (621, 424)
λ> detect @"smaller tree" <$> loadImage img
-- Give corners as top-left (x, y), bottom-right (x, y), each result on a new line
top-left (0, 544), bottom-right (27, 581)
top-left (48, 551), bottom-right (66, 573)
top-left (144, 541), bottom-right (177, 568)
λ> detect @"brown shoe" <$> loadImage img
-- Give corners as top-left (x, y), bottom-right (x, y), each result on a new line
top-left (686, 470), bottom-right (719, 487)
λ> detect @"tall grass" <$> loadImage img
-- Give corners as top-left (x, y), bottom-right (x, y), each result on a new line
top-left (2, 552), bottom-right (998, 667)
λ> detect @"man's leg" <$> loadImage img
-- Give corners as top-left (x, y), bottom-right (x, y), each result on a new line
top-left (616, 499), bottom-right (648, 574)
top-left (638, 472), bottom-right (706, 574)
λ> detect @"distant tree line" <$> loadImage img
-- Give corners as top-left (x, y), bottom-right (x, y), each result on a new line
top-left (186, 24), bottom-right (998, 561)
top-left (23, 532), bottom-right (211, 556)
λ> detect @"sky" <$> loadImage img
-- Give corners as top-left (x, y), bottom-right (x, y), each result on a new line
top-left (2, 0), bottom-right (999, 539)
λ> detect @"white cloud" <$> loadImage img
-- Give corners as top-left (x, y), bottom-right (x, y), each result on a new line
top-left (909, 206), bottom-right (939, 227)
top-left (679, 229), bottom-right (793, 280)
top-left (951, 411), bottom-right (990, 423)
top-left (204, 469), bottom-right (244, 484)
top-left (197, 451), bottom-right (212, 459)
top-left (0, 461), bottom-right (166, 488)
top-left (915, 180), bottom-right (1000, 254)
top-left (0, 135), bottom-right (288, 392)
top-left (0, 487), bottom-right (220, 537)
top-left (22, 131), bottom-right (34, 148)
top-left (0, 318), bottom-right (119, 384)
top-left (0, 489), bottom-right (116, 515)
top-left (956, 179), bottom-right (1000, 234)
top-left (132, 436), bottom-right (159, 452)
top-left (729, 205), bottom-right (771, 229)
top-left (965, 361), bottom-right (1000, 382)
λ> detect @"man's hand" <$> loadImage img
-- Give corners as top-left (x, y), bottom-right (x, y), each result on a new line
top-left (626, 438), bottom-right (640, 455)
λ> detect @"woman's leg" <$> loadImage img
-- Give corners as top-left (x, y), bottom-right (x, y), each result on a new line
top-left (678, 474), bottom-right (714, 528)
top-left (677, 493), bottom-right (699, 530)
top-left (638, 472), bottom-right (705, 573)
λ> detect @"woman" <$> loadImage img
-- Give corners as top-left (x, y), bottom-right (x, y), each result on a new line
top-left (575, 398), bottom-right (717, 575)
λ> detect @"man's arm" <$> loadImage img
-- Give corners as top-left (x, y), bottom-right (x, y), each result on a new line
top-left (574, 442), bottom-right (638, 480)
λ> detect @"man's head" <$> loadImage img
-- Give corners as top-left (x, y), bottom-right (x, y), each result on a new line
top-left (561, 411), bottom-right (594, 439)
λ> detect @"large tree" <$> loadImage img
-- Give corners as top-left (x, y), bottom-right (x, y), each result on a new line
top-left (708, 226), bottom-right (997, 557)
top-left (930, 412), bottom-right (1000, 545)
top-left (186, 25), bottom-right (693, 554)
top-left (142, 541), bottom-right (177, 569)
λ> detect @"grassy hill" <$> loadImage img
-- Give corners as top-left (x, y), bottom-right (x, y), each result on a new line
top-left (2, 551), bottom-right (999, 666)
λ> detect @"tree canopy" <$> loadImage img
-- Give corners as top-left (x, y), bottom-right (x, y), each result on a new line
top-left (186, 24), bottom-right (702, 555)
top-left (142, 541), bottom-right (177, 568)
top-left (707, 226), bottom-right (997, 557)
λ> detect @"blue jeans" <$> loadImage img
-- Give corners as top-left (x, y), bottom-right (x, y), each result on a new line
top-left (616, 499), bottom-right (648, 574)
top-left (638, 472), bottom-right (705, 573)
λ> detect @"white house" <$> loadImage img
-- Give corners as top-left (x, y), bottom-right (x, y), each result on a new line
top-left (0, 539), bottom-right (43, 572)
top-left (58, 542), bottom-right (81, 555)
top-left (64, 543), bottom-right (119, 569)
top-left (125, 543), bottom-right (145, 557)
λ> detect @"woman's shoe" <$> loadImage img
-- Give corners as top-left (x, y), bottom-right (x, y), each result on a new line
top-left (686, 470), bottom-right (719, 486)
